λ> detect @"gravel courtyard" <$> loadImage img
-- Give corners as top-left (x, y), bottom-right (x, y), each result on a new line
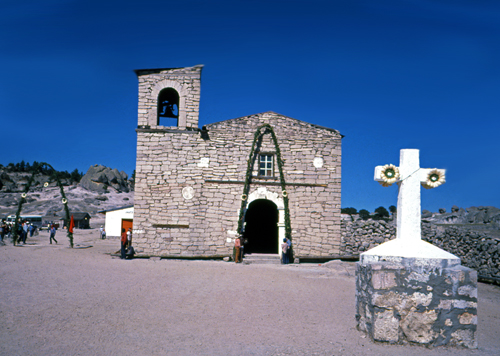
top-left (1, 229), bottom-right (499, 355)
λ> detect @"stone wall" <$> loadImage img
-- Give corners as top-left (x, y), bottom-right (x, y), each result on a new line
top-left (423, 224), bottom-right (500, 282)
top-left (341, 218), bottom-right (500, 281)
top-left (340, 219), bottom-right (396, 256)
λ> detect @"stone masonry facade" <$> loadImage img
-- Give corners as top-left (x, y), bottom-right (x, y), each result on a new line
top-left (133, 65), bottom-right (342, 258)
top-left (356, 261), bottom-right (478, 348)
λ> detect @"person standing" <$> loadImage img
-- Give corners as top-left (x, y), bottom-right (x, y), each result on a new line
top-left (23, 221), bottom-right (29, 243)
top-left (0, 220), bottom-right (6, 242)
top-left (49, 224), bottom-right (58, 244)
top-left (17, 221), bottom-right (25, 244)
top-left (286, 237), bottom-right (292, 264)
top-left (126, 228), bottom-right (132, 248)
top-left (120, 228), bottom-right (127, 259)
top-left (234, 236), bottom-right (241, 263)
top-left (281, 238), bottom-right (289, 264)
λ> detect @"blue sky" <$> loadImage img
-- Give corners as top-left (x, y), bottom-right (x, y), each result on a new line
top-left (1, 0), bottom-right (499, 213)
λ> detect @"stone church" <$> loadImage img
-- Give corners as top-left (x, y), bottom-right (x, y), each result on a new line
top-left (132, 65), bottom-right (343, 261)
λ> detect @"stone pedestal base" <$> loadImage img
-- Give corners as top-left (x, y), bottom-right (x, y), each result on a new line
top-left (355, 261), bottom-right (478, 348)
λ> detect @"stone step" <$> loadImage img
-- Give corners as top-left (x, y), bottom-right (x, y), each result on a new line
top-left (243, 253), bottom-right (281, 265)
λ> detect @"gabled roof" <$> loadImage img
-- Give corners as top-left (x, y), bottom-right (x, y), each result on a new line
top-left (205, 111), bottom-right (343, 137)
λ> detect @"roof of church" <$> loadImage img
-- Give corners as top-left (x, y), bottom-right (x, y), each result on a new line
top-left (205, 111), bottom-right (343, 137)
top-left (134, 65), bottom-right (204, 76)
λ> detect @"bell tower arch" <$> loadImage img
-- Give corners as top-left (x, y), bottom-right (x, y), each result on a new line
top-left (134, 65), bottom-right (203, 130)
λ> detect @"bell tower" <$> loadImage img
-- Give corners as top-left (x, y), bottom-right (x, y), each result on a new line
top-left (134, 65), bottom-right (203, 130)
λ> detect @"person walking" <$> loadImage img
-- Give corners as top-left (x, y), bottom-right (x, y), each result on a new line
top-left (49, 224), bottom-right (58, 244)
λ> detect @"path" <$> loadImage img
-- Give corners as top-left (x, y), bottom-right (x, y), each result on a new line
top-left (1, 229), bottom-right (499, 355)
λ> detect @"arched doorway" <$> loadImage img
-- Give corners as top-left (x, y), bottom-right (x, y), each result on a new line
top-left (243, 199), bottom-right (279, 254)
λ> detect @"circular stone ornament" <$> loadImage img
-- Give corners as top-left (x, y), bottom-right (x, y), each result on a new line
top-left (21, 193), bottom-right (27, 199)
top-left (182, 186), bottom-right (194, 200)
top-left (62, 198), bottom-right (68, 204)
top-left (44, 182), bottom-right (49, 188)
top-left (313, 157), bottom-right (324, 168)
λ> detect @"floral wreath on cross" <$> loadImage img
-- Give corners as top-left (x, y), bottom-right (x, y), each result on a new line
top-left (422, 169), bottom-right (445, 189)
top-left (379, 164), bottom-right (400, 187)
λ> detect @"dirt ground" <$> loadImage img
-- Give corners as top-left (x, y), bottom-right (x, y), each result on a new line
top-left (1, 228), bottom-right (499, 356)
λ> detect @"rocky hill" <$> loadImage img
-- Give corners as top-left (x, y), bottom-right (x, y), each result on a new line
top-left (423, 205), bottom-right (500, 225)
top-left (0, 165), bottom-right (134, 224)
top-left (422, 205), bottom-right (500, 237)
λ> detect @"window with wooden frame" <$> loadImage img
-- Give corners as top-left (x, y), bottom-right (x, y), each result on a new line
top-left (259, 154), bottom-right (274, 177)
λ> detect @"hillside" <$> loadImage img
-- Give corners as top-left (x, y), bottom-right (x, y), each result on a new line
top-left (0, 164), bottom-right (134, 226)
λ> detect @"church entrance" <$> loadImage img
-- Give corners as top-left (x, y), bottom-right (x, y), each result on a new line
top-left (243, 199), bottom-right (279, 254)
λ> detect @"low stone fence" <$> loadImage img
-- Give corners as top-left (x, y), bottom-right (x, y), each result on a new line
top-left (423, 224), bottom-right (500, 282)
top-left (340, 218), bottom-right (500, 282)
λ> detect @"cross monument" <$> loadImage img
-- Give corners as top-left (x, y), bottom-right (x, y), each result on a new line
top-left (361, 149), bottom-right (460, 266)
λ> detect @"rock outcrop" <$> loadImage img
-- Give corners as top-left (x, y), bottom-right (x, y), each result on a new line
top-left (78, 165), bottom-right (130, 193)
top-left (426, 206), bottom-right (500, 227)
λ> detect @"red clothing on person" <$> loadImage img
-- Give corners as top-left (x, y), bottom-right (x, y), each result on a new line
top-left (121, 232), bottom-right (127, 244)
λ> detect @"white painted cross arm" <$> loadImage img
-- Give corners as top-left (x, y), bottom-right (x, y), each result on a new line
top-left (374, 164), bottom-right (446, 189)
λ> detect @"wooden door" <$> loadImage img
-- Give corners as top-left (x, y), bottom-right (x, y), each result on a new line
top-left (121, 219), bottom-right (133, 233)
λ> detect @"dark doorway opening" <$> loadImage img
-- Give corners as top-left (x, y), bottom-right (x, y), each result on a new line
top-left (243, 199), bottom-right (279, 254)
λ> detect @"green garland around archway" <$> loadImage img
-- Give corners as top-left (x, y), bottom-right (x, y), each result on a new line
top-left (12, 162), bottom-right (73, 247)
top-left (237, 124), bottom-right (292, 240)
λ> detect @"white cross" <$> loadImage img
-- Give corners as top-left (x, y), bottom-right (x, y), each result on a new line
top-left (374, 149), bottom-right (445, 242)
top-left (362, 148), bottom-right (459, 265)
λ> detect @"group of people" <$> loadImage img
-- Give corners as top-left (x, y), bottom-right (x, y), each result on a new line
top-left (0, 219), bottom-right (57, 245)
top-left (233, 236), bottom-right (293, 264)
top-left (21, 221), bottom-right (38, 243)
top-left (15, 221), bottom-right (39, 244)
top-left (120, 228), bottom-right (134, 259)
